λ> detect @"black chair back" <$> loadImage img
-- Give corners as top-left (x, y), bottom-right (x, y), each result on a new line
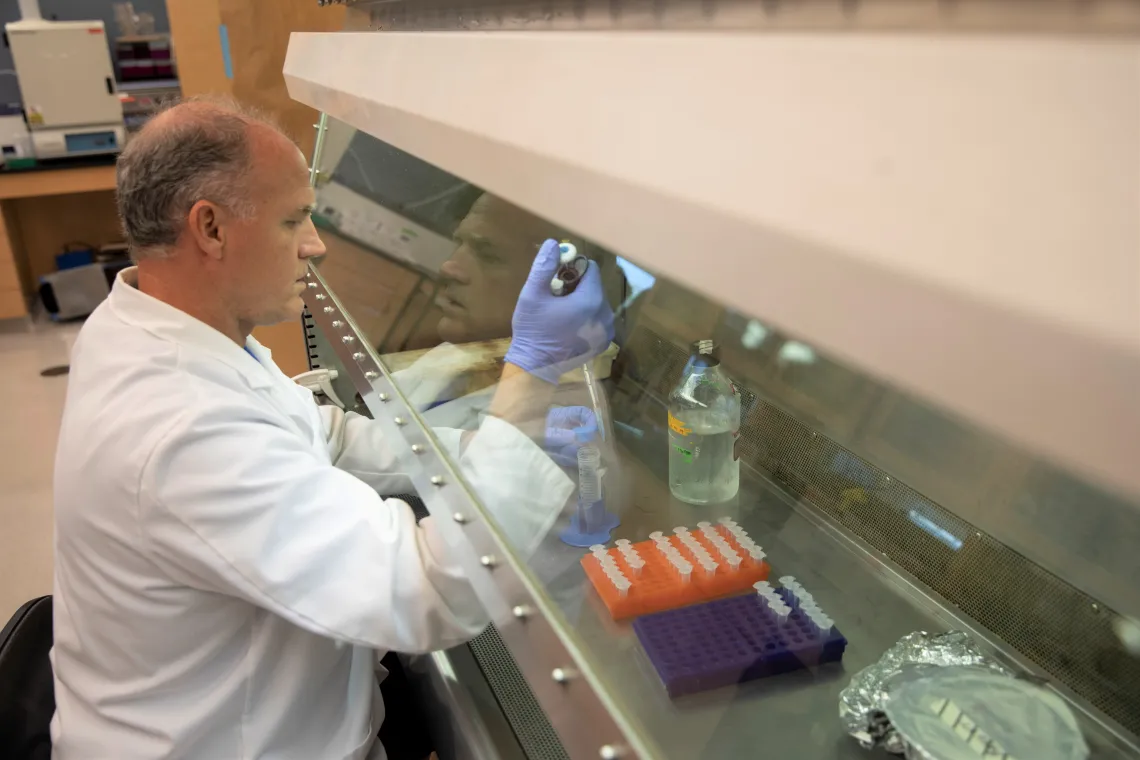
top-left (0, 596), bottom-right (54, 760)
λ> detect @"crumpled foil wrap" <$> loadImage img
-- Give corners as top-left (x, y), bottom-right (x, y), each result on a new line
top-left (884, 667), bottom-right (1088, 760)
top-left (839, 631), bottom-right (1012, 753)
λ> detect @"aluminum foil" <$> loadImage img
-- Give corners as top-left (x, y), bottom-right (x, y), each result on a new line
top-left (839, 631), bottom-right (1011, 753)
top-left (885, 667), bottom-right (1088, 760)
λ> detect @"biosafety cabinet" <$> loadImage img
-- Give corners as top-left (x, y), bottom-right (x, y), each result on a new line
top-left (283, 2), bottom-right (1140, 759)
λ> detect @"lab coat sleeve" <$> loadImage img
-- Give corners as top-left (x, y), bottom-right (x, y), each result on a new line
top-left (447, 417), bottom-right (574, 557)
top-left (320, 408), bottom-right (574, 557)
top-left (317, 404), bottom-right (416, 495)
top-left (137, 398), bottom-right (487, 653)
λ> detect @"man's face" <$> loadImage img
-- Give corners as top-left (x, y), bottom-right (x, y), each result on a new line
top-left (222, 132), bottom-right (325, 328)
top-left (436, 194), bottom-right (549, 344)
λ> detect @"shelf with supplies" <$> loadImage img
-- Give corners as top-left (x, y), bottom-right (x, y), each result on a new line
top-left (288, 16), bottom-right (1140, 760)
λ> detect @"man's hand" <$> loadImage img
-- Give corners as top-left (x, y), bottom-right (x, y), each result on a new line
top-left (504, 239), bottom-right (615, 384)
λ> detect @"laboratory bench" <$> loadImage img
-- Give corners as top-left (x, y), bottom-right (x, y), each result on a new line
top-left (0, 157), bottom-right (119, 320)
top-left (285, 5), bottom-right (1139, 759)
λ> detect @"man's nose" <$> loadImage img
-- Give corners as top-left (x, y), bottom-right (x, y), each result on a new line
top-left (299, 219), bottom-right (327, 259)
top-left (439, 256), bottom-right (469, 285)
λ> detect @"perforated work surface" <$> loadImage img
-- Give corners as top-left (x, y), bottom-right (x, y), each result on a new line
top-left (468, 626), bottom-right (570, 760)
top-left (619, 327), bottom-right (1140, 739)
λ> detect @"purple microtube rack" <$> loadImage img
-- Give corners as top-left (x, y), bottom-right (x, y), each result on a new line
top-left (632, 589), bottom-right (847, 697)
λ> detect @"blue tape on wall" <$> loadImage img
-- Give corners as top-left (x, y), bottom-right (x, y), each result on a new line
top-left (218, 24), bottom-right (234, 79)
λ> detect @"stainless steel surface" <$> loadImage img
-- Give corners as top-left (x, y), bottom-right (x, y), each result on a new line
top-left (309, 114), bottom-right (329, 187)
top-left (469, 626), bottom-right (572, 760)
top-left (520, 440), bottom-right (1137, 759)
top-left (615, 325), bottom-right (1140, 746)
top-left (343, 0), bottom-right (1140, 33)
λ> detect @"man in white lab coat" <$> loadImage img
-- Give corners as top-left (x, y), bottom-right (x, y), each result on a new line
top-left (50, 99), bottom-right (612, 759)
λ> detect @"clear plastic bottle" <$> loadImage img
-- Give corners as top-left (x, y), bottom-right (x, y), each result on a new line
top-left (668, 340), bottom-right (740, 504)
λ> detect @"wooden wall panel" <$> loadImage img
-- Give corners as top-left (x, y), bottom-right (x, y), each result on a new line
top-left (218, 0), bottom-right (346, 157)
top-left (0, 289), bottom-right (26, 320)
top-left (166, 0), bottom-right (232, 98)
top-left (169, 0), bottom-right (347, 376)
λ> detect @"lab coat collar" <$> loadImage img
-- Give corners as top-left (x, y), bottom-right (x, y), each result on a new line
top-left (108, 267), bottom-right (275, 390)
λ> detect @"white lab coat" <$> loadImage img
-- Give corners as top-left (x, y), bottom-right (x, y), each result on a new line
top-left (50, 269), bottom-right (573, 760)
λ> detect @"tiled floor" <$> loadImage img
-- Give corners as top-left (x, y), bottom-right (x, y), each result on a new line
top-left (0, 313), bottom-right (81, 623)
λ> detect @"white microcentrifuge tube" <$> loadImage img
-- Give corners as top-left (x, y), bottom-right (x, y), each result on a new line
top-left (673, 526), bottom-right (689, 536)
top-left (696, 521), bottom-right (711, 530)
top-left (649, 531), bottom-right (664, 541)
top-left (677, 563), bottom-right (693, 583)
top-left (717, 516), bottom-right (737, 526)
top-left (616, 538), bottom-right (632, 547)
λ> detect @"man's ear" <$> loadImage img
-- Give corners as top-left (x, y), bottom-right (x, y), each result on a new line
top-left (187, 200), bottom-right (227, 261)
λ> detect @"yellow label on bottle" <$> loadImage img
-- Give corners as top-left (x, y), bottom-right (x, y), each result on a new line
top-left (668, 412), bottom-right (691, 436)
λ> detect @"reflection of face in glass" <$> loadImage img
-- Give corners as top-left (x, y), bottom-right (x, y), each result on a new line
top-left (436, 193), bottom-right (552, 344)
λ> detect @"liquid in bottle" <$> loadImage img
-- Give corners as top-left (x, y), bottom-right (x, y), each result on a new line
top-left (668, 340), bottom-right (740, 504)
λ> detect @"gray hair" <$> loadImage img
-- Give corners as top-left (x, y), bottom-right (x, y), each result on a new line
top-left (116, 96), bottom-right (278, 259)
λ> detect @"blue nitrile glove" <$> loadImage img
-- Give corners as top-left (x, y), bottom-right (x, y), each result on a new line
top-left (545, 406), bottom-right (598, 468)
top-left (505, 239), bottom-right (615, 384)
